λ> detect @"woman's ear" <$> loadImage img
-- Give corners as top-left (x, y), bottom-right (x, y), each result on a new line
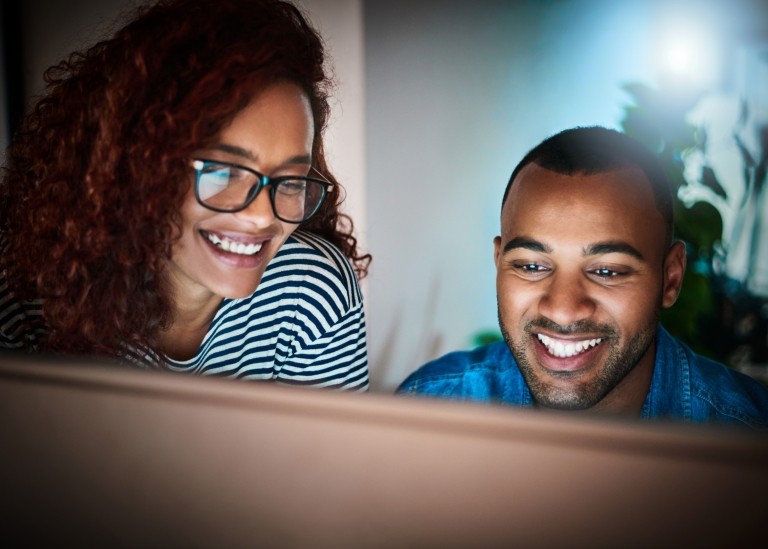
top-left (661, 240), bottom-right (687, 308)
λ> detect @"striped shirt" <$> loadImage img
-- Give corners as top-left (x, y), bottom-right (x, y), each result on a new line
top-left (0, 231), bottom-right (369, 391)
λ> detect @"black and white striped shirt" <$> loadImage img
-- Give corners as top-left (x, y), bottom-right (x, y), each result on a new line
top-left (0, 231), bottom-right (369, 391)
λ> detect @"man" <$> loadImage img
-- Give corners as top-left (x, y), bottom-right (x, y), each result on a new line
top-left (398, 126), bottom-right (768, 427)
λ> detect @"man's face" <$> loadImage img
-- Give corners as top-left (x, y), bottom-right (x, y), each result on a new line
top-left (494, 164), bottom-right (685, 412)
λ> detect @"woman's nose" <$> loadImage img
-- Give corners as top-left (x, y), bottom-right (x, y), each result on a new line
top-left (233, 188), bottom-right (277, 226)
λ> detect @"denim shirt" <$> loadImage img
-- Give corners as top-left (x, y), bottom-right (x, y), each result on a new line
top-left (397, 326), bottom-right (768, 428)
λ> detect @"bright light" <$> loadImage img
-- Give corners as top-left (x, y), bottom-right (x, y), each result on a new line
top-left (654, 18), bottom-right (721, 90)
top-left (664, 41), bottom-right (694, 74)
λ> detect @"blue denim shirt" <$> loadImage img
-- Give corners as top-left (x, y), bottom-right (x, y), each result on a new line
top-left (397, 326), bottom-right (768, 428)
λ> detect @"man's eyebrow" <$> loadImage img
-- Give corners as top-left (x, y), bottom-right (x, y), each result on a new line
top-left (210, 144), bottom-right (312, 167)
top-left (585, 241), bottom-right (645, 261)
top-left (501, 237), bottom-right (645, 261)
top-left (502, 236), bottom-right (551, 254)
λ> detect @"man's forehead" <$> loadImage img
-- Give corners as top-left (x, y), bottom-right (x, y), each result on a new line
top-left (499, 164), bottom-right (666, 253)
top-left (502, 164), bottom-right (656, 220)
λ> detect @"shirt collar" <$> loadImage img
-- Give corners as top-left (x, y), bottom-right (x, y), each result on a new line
top-left (641, 326), bottom-right (691, 420)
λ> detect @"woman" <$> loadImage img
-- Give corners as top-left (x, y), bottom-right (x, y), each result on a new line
top-left (0, 0), bottom-right (370, 390)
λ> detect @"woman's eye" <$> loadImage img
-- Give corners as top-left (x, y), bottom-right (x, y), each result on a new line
top-left (228, 168), bottom-right (253, 182)
top-left (200, 169), bottom-right (231, 188)
top-left (277, 180), bottom-right (307, 195)
top-left (202, 166), bottom-right (228, 177)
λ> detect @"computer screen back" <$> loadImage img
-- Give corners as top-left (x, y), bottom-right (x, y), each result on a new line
top-left (1, 355), bottom-right (766, 547)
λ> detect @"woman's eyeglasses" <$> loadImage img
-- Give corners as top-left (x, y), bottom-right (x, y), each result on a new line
top-left (192, 159), bottom-right (332, 224)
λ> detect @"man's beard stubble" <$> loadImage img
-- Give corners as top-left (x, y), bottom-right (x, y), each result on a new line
top-left (498, 312), bottom-right (657, 410)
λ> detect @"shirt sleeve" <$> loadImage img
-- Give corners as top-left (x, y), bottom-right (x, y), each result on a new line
top-left (276, 303), bottom-right (369, 391)
top-left (272, 231), bottom-right (369, 391)
top-left (0, 272), bottom-right (44, 351)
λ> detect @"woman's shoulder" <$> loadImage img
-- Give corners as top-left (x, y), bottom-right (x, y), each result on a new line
top-left (266, 230), bottom-right (361, 302)
top-left (0, 270), bottom-right (45, 350)
top-left (279, 231), bottom-right (355, 271)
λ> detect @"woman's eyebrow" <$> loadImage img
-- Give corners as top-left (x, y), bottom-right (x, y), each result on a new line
top-left (208, 144), bottom-right (312, 167)
top-left (211, 143), bottom-right (255, 161)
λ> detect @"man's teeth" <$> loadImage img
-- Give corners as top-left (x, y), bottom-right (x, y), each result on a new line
top-left (205, 233), bottom-right (262, 256)
top-left (536, 333), bottom-right (602, 358)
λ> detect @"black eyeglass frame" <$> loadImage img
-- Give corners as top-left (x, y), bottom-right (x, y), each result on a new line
top-left (191, 158), bottom-right (334, 224)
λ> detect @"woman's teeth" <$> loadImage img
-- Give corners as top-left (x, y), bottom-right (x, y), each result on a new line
top-left (205, 232), bottom-right (263, 256)
top-left (537, 333), bottom-right (602, 358)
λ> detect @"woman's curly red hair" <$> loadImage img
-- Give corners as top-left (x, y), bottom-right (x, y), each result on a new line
top-left (0, 0), bottom-right (370, 358)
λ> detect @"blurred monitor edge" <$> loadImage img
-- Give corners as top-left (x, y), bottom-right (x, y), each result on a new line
top-left (1, 354), bottom-right (766, 547)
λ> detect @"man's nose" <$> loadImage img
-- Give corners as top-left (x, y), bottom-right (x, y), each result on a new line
top-left (233, 188), bottom-right (276, 226)
top-left (537, 271), bottom-right (596, 327)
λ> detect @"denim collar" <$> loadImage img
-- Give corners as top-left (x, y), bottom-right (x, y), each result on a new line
top-left (640, 326), bottom-right (690, 420)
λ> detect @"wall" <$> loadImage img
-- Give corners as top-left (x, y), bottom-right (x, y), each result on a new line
top-left (299, 0), bottom-right (367, 255)
top-left (19, 0), bottom-right (131, 99)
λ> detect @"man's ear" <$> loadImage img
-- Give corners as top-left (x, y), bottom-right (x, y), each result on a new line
top-left (662, 240), bottom-right (687, 308)
top-left (493, 236), bottom-right (502, 267)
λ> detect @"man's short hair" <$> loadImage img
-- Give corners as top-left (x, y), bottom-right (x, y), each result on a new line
top-left (501, 126), bottom-right (674, 241)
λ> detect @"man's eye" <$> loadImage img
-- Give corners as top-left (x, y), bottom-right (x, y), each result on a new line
top-left (591, 268), bottom-right (622, 278)
top-left (514, 263), bottom-right (548, 273)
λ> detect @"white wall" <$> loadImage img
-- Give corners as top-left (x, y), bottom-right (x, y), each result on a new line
top-left (299, 0), bottom-right (366, 254)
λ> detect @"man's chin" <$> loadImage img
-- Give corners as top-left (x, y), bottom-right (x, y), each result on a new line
top-left (530, 385), bottom-right (597, 411)
top-left (522, 365), bottom-right (604, 410)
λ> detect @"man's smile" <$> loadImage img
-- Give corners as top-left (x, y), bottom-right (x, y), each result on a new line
top-left (536, 333), bottom-right (603, 358)
top-left (527, 326), bottom-right (613, 375)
